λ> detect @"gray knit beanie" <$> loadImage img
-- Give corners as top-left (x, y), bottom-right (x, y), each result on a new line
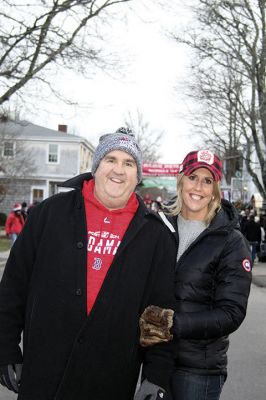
top-left (91, 127), bottom-right (142, 182)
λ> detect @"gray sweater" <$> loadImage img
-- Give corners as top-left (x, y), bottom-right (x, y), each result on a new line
top-left (177, 214), bottom-right (206, 261)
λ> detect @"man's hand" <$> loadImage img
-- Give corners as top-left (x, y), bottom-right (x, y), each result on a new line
top-left (140, 305), bottom-right (174, 347)
top-left (134, 379), bottom-right (166, 400)
top-left (0, 364), bottom-right (22, 393)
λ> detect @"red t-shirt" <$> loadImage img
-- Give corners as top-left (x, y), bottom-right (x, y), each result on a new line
top-left (82, 179), bottom-right (139, 314)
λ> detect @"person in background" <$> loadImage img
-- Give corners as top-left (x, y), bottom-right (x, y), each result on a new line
top-left (0, 128), bottom-right (176, 400)
top-left (239, 208), bottom-right (250, 234)
top-left (242, 214), bottom-right (262, 266)
top-left (143, 193), bottom-right (152, 209)
top-left (151, 196), bottom-right (163, 213)
top-left (138, 149), bottom-right (252, 400)
top-left (27, 201), bottom-right (40, 215)
top-left (256, 216), bottom-right (265, 243)
top-left (5, 203), bottom-right (25, 246)
top-left (256, 215), bottom-right (266, 262)
top-left (21, 202), bottom-right (28, 221)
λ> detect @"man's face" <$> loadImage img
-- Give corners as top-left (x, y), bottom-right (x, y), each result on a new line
top-left (94, 150), bottom-right (138, 210)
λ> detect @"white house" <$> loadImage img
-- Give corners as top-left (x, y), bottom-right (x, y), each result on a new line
top-left (0, 120), bottom-right (95, 216)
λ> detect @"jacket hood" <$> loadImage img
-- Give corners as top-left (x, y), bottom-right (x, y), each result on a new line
top-left (210, 199), bottom-right (240, 232)
top-left (163, 198), bottom-right (240, 236)
top-left (60, 172), bottom-right (93, 189)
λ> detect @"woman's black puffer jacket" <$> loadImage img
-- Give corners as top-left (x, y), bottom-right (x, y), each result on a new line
top-left (170, 199), bottom-right (252, 376)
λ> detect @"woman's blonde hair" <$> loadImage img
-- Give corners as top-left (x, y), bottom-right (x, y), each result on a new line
top-left (167, 172), bottom-right (222, 225)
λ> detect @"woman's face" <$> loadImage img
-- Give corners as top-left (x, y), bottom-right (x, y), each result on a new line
top-left (181, 167), bottom-right (215, 220)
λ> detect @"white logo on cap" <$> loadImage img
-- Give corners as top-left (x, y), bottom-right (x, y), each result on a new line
top-left (197, 150), bottom-right (214, 165)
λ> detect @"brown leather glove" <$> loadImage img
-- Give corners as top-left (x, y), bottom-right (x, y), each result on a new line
top-left (139, 305), bottom-right (174, 347)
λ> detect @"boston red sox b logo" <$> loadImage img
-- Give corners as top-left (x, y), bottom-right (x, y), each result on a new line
top-left (92, 257), bottom-right (102, 271)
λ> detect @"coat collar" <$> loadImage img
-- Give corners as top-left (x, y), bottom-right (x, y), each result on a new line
top-left (60, 172), bottom-right (162, 223)
top-left (60, 172), bottom-right (93, 189)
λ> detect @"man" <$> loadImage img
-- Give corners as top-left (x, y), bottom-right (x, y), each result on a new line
top-left (0, 128), bottom-right (176, 400)
top-left (242, 214), bottom-right (262, 266)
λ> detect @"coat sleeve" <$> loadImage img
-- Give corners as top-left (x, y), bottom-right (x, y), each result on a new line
top-left (140, 226), bottom-right (177, 392)
top-left (173, 230), bottom-right (252, 339)
top-left (0, 205), bottom-right (42, 364)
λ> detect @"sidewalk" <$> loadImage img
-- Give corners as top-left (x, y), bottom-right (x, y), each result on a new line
top-left (1, 250), bottom-right (266, 287)
top-left (0, 250), bottom-right (10, 269)
top-left (251, 260), bottom-right (266, 288)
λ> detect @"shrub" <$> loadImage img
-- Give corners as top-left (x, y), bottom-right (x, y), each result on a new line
top-left (0, 212), bottom-right (7, 226)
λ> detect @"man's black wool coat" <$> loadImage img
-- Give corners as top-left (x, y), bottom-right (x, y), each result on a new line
top-left (0, 174), bottom-right (176, 400)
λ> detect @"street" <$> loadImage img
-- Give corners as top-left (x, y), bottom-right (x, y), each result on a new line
top-left (221, 283), bottom-right (266, 400)
top-left (0, 277), bottom-right (265, 399)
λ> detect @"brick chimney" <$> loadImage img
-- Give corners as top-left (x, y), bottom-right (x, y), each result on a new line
top-left (58, 124), bottom-right (67, 133)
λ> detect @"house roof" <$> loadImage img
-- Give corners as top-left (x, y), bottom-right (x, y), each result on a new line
top-left (0, 120), bottom-right (95, 150)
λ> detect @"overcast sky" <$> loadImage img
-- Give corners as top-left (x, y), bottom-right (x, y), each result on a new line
top-left (28, 1), bottom-right (198, 164)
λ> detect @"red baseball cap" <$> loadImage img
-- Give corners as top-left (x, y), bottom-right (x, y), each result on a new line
top-left (179, 150), bottom-right (222, 181)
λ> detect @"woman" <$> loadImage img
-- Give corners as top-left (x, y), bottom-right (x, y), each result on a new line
top-left (138, 150), bottom-right (252, 400)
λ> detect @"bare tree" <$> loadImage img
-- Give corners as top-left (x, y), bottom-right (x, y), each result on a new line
top-left (170, 0), bottom-right (266, 197)
top-left (0, 112), bottom-right (37, 203)
top-left (124, 109), bottom-right (164, 163)
top-left (183, 61), bottom-right (247, 185)
top-left (0, 0), bottom-right (131, 106)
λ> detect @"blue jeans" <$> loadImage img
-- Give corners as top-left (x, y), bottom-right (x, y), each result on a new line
top-left (9, 233), bottom-right (18, 246)
top-left (171, 371), bottom-right (225, 400)
top-left (249, 241), bottom-right (258, 265)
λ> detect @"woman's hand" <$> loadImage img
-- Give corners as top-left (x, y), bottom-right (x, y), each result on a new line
top-left (139, 305), bottom-right (174, 347)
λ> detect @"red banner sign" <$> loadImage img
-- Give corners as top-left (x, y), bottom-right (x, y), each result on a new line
top-left (142, 163), bottom-right (180, 176)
